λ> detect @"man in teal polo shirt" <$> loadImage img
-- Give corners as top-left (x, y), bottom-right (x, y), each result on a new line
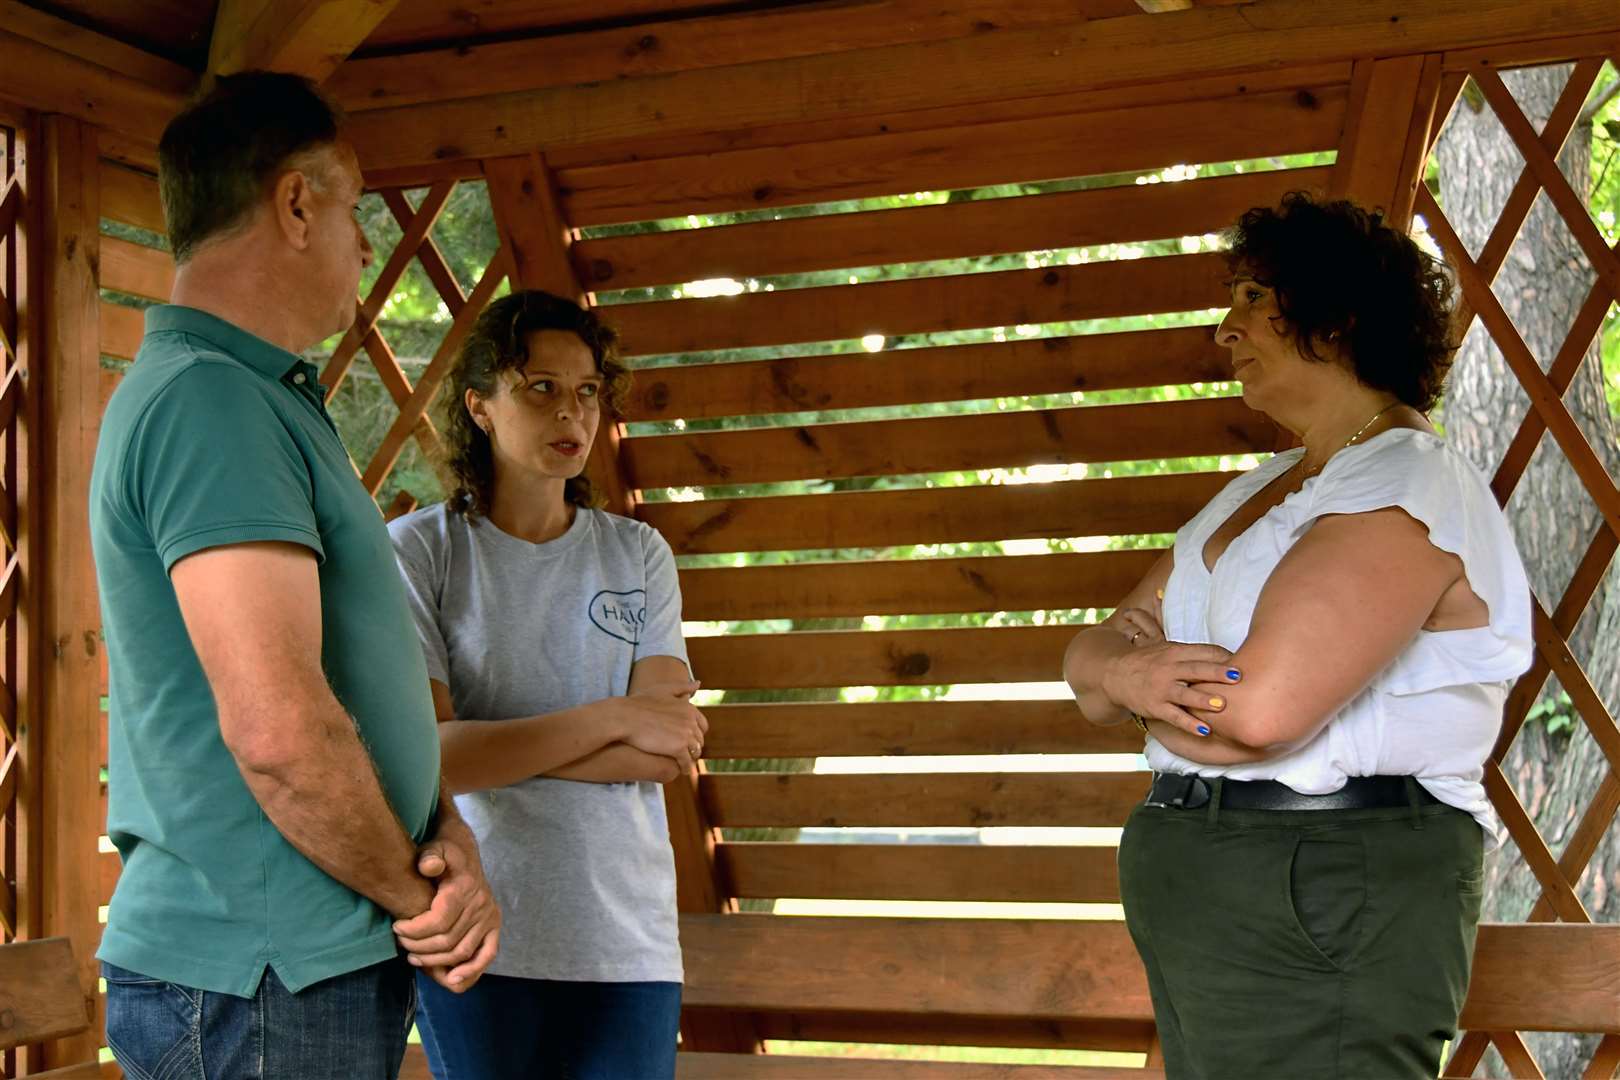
top-left (90, 73), bottom-right (500, 1079)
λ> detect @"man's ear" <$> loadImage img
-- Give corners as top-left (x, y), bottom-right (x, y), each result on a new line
top-left (273, 169), bottom-right (315, 251)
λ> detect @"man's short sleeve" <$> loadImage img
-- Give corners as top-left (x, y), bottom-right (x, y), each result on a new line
top-left (124, 362), bottom-right (324, 571)
top-left (635, 525), bottom-right (690, 669)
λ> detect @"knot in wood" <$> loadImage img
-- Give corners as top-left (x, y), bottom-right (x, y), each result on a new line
top-left (894, 652), bottom-right (932, 678)
top-left (0, 1008), bottom-right (12, 1030)
top-left (646, 382), bottom-right (671, 411)
top-left (1041, 270), bottom-right (1060, 286)
top-left (1294, 90), bottom-right (1320, 110)
top-left (590, 258), bottom-right (615, 283)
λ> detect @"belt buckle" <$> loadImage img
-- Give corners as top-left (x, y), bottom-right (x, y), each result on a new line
top-left (1145, 773), bottom-right (1210, 810)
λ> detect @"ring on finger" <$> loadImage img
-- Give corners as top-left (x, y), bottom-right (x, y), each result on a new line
top-left (1129, 630), bottom-right (1143, 644)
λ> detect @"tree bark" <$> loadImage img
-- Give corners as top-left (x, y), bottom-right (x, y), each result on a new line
top-left (1435, 65), bottom-right (1620, 1079)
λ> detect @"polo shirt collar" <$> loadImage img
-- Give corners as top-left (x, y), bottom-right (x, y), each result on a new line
top-left (144, 304), bottom-right (312, 384)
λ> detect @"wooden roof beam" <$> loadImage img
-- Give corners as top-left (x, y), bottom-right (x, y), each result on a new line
top-left (208, 0), bottom-right (403, 83)
top-left (345, 0), bottom-right (1620, 171)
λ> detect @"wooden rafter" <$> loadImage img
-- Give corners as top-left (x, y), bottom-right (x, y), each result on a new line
top-left (208, 0), bottom-right (403, 83)
top-left (344, 0), bottom-right (1620, 170)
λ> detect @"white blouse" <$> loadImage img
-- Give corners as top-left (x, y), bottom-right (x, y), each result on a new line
top-left (1147, 428), bottom-right (1533, 840)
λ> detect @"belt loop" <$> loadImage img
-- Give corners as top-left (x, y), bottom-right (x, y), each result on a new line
top-left (1204, 777), bottom-right (1224, 832)
top-left (1403, 776), bottom-right (1425, 830)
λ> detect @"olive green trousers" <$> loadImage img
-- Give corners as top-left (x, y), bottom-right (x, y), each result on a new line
top-left (1118, 780), bottom-right (1484, 1080)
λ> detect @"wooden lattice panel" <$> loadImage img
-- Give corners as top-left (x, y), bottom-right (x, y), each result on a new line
top-left (1411, 53), bottom-right (1620, 1079)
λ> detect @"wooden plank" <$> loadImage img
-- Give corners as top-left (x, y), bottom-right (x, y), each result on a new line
top-left (1441, 30), bottom-right (1620, 73)
top-left (640, 469), bottom-right (1238, 555)
top-left (748, 1012), bottom-right (1152, 1054)
top-left (680, 550), bottom-right (1160, 621)
top-left (99, 235), bottom-right (172, 304)
top-left (209, 0), bottom-right (404, 83)
top-left (98, 301), bottom-right (144, 362)
top-left (37, 115), bottom-right (105, 1070)
top-left (1461, 924), bottom-right (1620, 1033)
top-left (622, 396), bottom-right (1277, 490)
top-left (625, 326), bottom-right (1230, 424)
top-left (681, 914), bottom-right (1152, 1020)
top-left (362, 0), bottom-right (737, 50)
top-left (99, 161), bottom-right (164, 235)
top-left (676, 1052), bottom-right (1157, 1080)
top-left (100, 848), bottom-right (119, 906)
top-left (702, 700), bottom-right (1142, 760)
top-left (579, 165), bottom-right (1329, 293)
top-left (557, 88), bottom-right (1344, 228)
top-left (29, 1064), bottom-right (102, 1080)
top-left (341, 0), bottom-right (1620, 173)
top-left (543, 62), bottom-right (1351, 174)
top-left (0, 938), bottom-right (90, 1050)
top-left (718, 842), bottom-right (1122, 904)
top-left (1329, 56), bottom-right (1431, 218)
top-left (332, 1), bottom-right (1146, 113)
top-left (608, 250), bottom-right (1231, 359)
top-left (0, 29), bottom-right (183, 148)
top-left (688, 625), bottom-right (1077, 690)
top-left (0, 1), bottom-right (193, 95)
top-left (702, 771), bottom-right (1147, 829)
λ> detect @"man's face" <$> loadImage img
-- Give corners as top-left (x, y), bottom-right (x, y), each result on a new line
top-left (299, 141), bottom-right (373, 343)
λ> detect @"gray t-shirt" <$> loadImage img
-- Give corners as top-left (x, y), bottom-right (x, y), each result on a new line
top-left (388, 503), bottom-right (687, 983)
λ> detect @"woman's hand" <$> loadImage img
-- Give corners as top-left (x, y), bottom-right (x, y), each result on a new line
top-left (615, 679), bottom-right (709, 769)
top-left (1100, 609), bottom-right (1240, 737)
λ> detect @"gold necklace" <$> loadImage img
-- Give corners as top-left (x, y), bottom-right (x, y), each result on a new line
top-left (1300, 401), bottom-right (1401, 478)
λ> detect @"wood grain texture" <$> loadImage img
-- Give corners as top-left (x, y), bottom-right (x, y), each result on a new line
top-left (0, 938), bottom-right (89, 1050)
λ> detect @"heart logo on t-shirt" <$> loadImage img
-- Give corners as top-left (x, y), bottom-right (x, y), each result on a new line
top-left (589, 589), bottom-right (647, 645)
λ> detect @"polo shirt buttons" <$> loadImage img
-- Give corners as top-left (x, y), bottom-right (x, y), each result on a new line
top-left (292, 372), bottom-right (308, 385)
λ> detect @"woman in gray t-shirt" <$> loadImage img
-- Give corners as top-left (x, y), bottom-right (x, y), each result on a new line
top-left (388, 290), bottom-right (707, 1079)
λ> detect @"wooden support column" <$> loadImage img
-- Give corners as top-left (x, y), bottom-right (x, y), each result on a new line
top-left (36, 114), bottom-right (105, 1071)
top-left (1330, 53), bottom-right (1445, 227)
top-left (484, 150), bottom-right (760, 1054)
top-left (208, 0), bottom-right (403, 83)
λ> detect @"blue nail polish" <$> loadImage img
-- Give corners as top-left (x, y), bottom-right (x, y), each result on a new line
top-left (1197, 725), bottom-right (1211, 736)
top-left (1226, 669), bottom-right (1241, 682)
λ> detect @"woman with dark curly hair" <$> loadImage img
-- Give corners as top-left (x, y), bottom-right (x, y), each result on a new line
top-left (386, 290), bottom-right (705, 1078)
top-left (1063, 193), bottom-right (1532, 1077)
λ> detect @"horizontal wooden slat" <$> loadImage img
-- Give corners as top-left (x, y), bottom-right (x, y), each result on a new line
top-left (624, 396), bottom-right (1277, 489)
top-left (643, 470), bottom-right (1237, 555)
top-left (560, 85), bottom-right (1343, 228)
top-left (100, 234), bottom-right (172, 303)
top-left (99, 161), bottom-right (164, 234)
top-left (335, 2), bottom-right (1140, 113)
top-left (547, 62), bottom-right (1350, 175)
top-left (718, 843), bottom-right (1122, 904)
top-left (681, 914), bottom-right (1151, 1020)
top-left (626, 325), bottom-right (1229, 424)
top-left (99, 300), bottom-right (144, 361)
top-left (748, 1011), bottom-right (1152, 1053)
top-left (581, 165), bottom-right (1329, 292)
top-left (0, 937), bottom-right (91, 1050)
top-left (677, 1051), bottom-right (1154, 1080)
top-left (610, 249), bottom-right (1231, 359)
top-left (1460, 923), bottom-right (1620, 1033)
top-left (688, 624), bottom-right (1077, 689)
top-left (702, 700), bottom-right (1143, 759)
top-left (703, 771), bottom-right (1148, 829)
top-left (681, 550), bottom-right (1160, 621)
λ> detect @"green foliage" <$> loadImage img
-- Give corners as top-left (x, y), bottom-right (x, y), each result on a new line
top-left (1528, 690), bottom-right (1577, 737)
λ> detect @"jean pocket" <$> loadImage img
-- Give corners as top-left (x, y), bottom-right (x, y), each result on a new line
top-left (102, 965), bottom-right (201, 1080)
top-left (1285, 833), bottom-right (1367, 972)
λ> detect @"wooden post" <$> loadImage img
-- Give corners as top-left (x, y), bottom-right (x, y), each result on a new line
top-left (36, 114), bottom-right (104, 1071)
top-left (1330, 54), bottom-right (1444, 228)
top-left (484, 150), bottom-right (759, 1053)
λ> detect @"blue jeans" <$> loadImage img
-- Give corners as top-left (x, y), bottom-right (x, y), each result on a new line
top-left (416, 973), bottom-right (681, 1080)
top-left (102, 957), bottom-right (415, 1079)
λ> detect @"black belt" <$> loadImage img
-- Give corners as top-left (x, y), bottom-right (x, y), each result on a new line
top-left (1144, 772), bottom-right (1442, 811)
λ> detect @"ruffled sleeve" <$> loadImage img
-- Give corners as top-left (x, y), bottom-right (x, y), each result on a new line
top-left (1283, 430), bottom-right (1534, 694)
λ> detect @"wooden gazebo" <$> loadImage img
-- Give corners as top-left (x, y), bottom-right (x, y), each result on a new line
top-left (4, 1), bottom-right (1620, 1076)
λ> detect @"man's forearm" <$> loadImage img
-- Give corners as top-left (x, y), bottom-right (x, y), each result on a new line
top-left (233, 701), bottom-right (434, 919)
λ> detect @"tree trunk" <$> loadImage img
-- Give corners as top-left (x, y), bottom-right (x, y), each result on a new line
top-left (1435, 65), bottom-right (1620, 1079)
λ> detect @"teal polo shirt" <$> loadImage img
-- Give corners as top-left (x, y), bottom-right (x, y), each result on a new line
top-left (90, 305), bottom-right (441, 997)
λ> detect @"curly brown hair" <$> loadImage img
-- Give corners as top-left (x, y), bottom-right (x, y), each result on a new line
top-left (442, 290), bottom-right (631, 519)
top-left (1224, 192), bottom-right (1457, 412)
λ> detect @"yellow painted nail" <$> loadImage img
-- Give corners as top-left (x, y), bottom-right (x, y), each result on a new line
top-left (1156, 589), bottom-right (1165, 600)
top-left (1209, 696), bottom-right (1225, 709)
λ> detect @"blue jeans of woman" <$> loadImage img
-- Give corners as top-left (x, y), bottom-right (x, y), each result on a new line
top-left (415, 972), bottom-right (681, 1080)
top-left (102, 956), bottom-right (415, 1080)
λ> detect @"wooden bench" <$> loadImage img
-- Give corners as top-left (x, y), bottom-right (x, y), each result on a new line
top-left (0, 936), bottom-right (99, 1079)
